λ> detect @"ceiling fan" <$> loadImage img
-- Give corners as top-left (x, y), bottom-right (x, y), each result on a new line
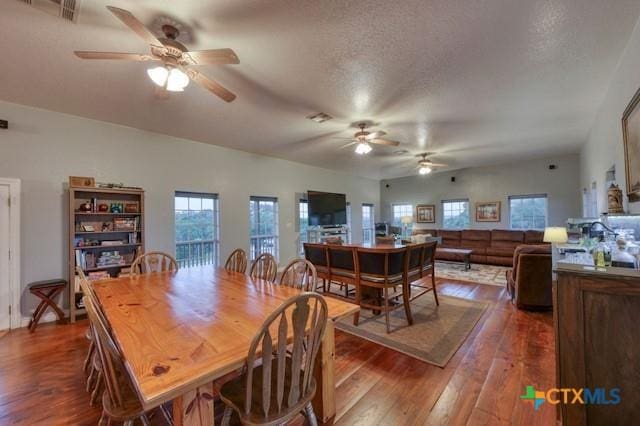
top-left (415, 153), bottom-right (447, 174)
top-left (339, 123), bottom-right (401, 155)
top-left (74, 6), bottom-right (239, 102)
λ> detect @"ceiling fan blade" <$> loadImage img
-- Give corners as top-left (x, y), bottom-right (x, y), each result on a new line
top-left (74, 51), bottom-right (157, 61)
top-left (428, 163), bottom-right (448, 167)
top-left (339, 141), bottom-right (358, 149)
top-left (184, 48), bottom-right (240, 65)
top-left (106, 6), bottom-right (165, 49)
top-left (370, 138), bottom-right (400, 147)
top-left (183, 67), bottom-right (236, 102)
top-left (365, 131), bottom-right (386, 140)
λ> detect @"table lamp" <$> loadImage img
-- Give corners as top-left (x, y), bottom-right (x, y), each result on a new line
top-left (543, 227), bottom-right (568, 244)
top-left (401, 215), bottom-right (413, 238)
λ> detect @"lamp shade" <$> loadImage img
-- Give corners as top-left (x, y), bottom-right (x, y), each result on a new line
top-left (401, 215), bottom-right (413, 225)
top-left (543, 227), bottom-right (568, 244)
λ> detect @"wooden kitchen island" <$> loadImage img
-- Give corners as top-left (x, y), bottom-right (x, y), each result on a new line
top-left (554, 263), bottom-right (640, 425)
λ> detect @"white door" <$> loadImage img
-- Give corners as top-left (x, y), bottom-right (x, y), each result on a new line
top-left (0, 184), bottom-right (10, 330)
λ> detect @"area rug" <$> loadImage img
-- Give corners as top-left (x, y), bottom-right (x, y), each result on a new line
top-left (435, 261), bottom-right (509, 287)
top-left (335, 295), bottom-right (489, 367)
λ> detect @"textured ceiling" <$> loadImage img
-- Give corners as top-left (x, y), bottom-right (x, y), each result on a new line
top-left (2, 0), bottom-right (640, 179)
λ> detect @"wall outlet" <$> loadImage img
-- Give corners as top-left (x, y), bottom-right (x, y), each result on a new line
top-left (0, 119), bottom-right (7, 129)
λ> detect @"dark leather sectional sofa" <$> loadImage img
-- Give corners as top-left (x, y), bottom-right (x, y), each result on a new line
top-left (412, 229), bottom-right (547, 267)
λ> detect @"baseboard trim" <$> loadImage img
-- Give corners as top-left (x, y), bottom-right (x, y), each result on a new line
top-left (20, 309), bottom-right (70, 329)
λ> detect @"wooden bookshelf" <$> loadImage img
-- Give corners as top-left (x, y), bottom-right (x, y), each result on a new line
top-left (68, 185), bottom-right (145, 322)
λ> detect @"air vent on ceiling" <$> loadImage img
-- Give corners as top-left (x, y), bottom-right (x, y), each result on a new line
top-left (17, 0), bottom-right (81, 22)
top-left (307, 112), bottom-right (333, 123)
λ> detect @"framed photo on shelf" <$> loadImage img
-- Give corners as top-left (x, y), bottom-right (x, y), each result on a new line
top-left (416, 204), bottom-right (435, 223)
top-left (475, 201), bottom-right (501, 222)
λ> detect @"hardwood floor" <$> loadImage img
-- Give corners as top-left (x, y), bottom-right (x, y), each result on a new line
top-left (0, 279), bottom-right (555, 425)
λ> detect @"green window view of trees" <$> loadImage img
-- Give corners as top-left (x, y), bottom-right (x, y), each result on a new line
top-left (442, 200), bottom-right (469, 229)
top-left (299, 199), bottom-right (308, 254)
top-left (175, 193), bottom-right (219, 267)
top-left (249, 197), bottom-right (278, 260)
top-left (509, 195), bottom-right (547, 229)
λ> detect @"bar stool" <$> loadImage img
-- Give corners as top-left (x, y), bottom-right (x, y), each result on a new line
top-left (27, 279), bottom-right (67, 332)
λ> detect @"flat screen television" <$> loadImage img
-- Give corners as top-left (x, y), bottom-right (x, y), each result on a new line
top-left (307, 191), bottom-right (347, 226)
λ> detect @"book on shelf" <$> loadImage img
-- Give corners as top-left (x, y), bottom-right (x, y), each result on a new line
top-left (75, 250), bottom-right (95, 269)
top-left (100, 240), bottom-right (126, 246)
top-left (128, 232), bottom-right (138, 244)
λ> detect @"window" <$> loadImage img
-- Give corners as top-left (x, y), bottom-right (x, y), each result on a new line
top-left (299, 198), bottom-right (308, 254)
top-left (392, 203), bottom-right (413, 226)
top-left (442, 199), bottom-right (469, 229)
top-left (509, 194), bottom-right (547, 230)
top-left (175, 192), bottom-right (219, 267)
top-left (249, 196), bottom-right (279, 260)
top-left (362, 203), bottom-right (375, 244)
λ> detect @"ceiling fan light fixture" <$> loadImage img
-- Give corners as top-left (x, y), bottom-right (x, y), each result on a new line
top-left (419, 166), bottom-right (432, 175)
top-left (166, 68), bottom-right (190, 92)
top-left (355, 141), bottom-right (372, 155)
top-left (147, 66), bottom-right (169, 87)
top-left (147, 66), bottom-right (190, 92)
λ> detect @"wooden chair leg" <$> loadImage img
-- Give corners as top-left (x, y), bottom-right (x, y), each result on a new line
top-left (432, 273), bottom-right (439, 306)
top-left (383, 287), bottom-right (391, 334)
top-left (83, 339), bottom-right (95, 375)
top-left (98, 410), bottom-right (109, 426)
top-left (353, 284), bottom-right (361, 326)
top-left (140, 414), bottom-right (151, 426)
top-left (402, 283), bottom-right (413, 326)
top-left (221, 406), bottom-right (233, 426)
top-left (86, 363), bottom-right (97, 392)
top-left (90, 372), bottom-right (103, 406)
top-left (303, 402), bottom-right (318, 426)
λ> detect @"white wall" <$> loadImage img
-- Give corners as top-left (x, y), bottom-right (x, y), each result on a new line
top-left (0, 100), bottom-right (380, 313)
top-left (581, 15), bottom-right (640, 214)
top-left (380, 154), bottom-right (581, 229)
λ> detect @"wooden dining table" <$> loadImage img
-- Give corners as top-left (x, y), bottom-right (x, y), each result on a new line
top-left (92, 265), bottom-right (359, 426)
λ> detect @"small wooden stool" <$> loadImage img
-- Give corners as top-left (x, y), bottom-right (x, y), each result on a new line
top-left (28, 279), bottom-right (67, 332)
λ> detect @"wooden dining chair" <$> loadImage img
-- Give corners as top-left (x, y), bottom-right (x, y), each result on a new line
top-left (355, 247), bottom-right (413, 333)
top-left (249, 253), bottom-right (278, 282)
top-left (303, 243), bottom-right (330, 291)
top-left (279, 259), bottom-right (317, 291)
top-left (225, 248), bottom-right (248, 273)
top-left (77, 267), bottom-right (105, 407)
top-left (327, 245), bottom-right (358, 300)
top-left (406, 243), bottom-right (426, 283)
top-left (84, 295), bottom-right (153, 426)
top-left (219, 293), bottom-right (328, 426)
top-left (411, 240), bottom-right (439, 304)
top-left (131, 251), bottom-right (178, 276)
